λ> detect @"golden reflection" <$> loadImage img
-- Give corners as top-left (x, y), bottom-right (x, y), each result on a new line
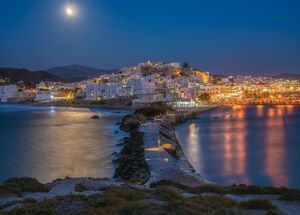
top-left (264, 106), bottom-right (288, 186)
top-left (223, 122), bottom-right (233, 173)
top-left (223, 107), bottom-right (247, 179)
top-left (256, 105), bottom-right (264, 117)
top-left (268, 108), bottom-right (275, 117)
top-left (187, 123), bottom-right (203, 173)
top-left (285, 105), bottom-right (294, 115)
top-left (25, 110), bottom-right (114, 182)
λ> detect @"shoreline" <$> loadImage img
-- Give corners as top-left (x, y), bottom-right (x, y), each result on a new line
top-left (0, 101), bottom-right (135, 111)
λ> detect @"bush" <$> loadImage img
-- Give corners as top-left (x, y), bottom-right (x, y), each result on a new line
top-left (191, 183), bottom-right (300, 196)
top-left (150, 179), bottom-right (189, 190)
top-left (238, 199), bottom-right (277, 210)
top-left (279, 193), bottom-right (300, 201)
top-left (154, 186), bottom-right (182, 201)
top-left (266, 210), bottom-right (285, 215)
top-left (74, 183), bottom-right (88, 192)
top-left (0, 177), bottom-right (49, 196)
top-left (102, 186), bottom-right (150, 201)
top-left (90, 100), bottom-right (106, 105)
top-left (119, 201), bottom-right (149, 215)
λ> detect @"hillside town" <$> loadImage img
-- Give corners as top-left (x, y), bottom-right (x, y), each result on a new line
top-left (1, 61), bottom-right (300, 106)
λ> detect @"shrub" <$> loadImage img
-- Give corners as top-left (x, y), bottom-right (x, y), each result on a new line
top-left (266, 210), bottom-right (285, 215)
top-left (0, 177), bottom-right (49, 196)
top-left (154, 186), bottom-right (182, 201)
top-left (119, 201), bottom-right (149, 215)
top-left (191, 183), bottom-right (300, 196)
top-left (150, 179), bottom-right (189, 190)
top-left (279, 193), bottom-right (300, 201)
top-left (238, 199), bottom-right (277, 210)
top-left (102, 186), bottom-right (150, 201)
top-left (75, 183), bottom-right (88, 192)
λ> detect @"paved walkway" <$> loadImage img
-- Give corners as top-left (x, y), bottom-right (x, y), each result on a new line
top-left (140, 121), bottom-right (205, 187)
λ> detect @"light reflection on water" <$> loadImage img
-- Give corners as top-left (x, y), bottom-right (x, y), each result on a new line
top-left (176, 105), bottom-right (300, 188)
top-left (0, 106), bottom-right (126, 183)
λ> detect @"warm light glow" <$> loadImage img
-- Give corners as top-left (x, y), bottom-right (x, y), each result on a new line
top-left (66, 7), bottom-right (74, 16)
top-left (64, 4), bottom-right (78, 18)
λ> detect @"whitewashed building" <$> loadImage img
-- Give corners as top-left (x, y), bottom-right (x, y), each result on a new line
top-left (0, 84), bottom-right (18, 102)
top-left (35, 91), bottom-right (53, 102)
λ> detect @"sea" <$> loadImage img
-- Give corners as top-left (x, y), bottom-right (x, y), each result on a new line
top-left (176, 105), bottom-right (300, 188)
top-left (0, 105), bottom-right (128, 183)
top-left (1, 104), bottom-right (300, 189)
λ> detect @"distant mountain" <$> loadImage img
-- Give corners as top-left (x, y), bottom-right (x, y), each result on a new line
top-left (273, 73), bottom-right (300, 80)
top-left (46, 65), bottom-right (117, 81)
top-left (0, 68), bottom-right (62, 85)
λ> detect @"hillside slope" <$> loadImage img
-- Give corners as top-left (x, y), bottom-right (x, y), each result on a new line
top-left (0, 68), bottom-right (62, 85)
top-left (47, 65), bottom-right (117, 80)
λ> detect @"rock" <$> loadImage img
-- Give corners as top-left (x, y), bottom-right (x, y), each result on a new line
top-left (120, 113), bottom-right (147, 132)
top-left (91, 115), bottom-right (100, 120)
top-left (113, 131), bottom-right (150, 184)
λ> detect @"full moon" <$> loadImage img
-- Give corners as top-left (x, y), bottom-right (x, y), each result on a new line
top-left (66, 7), bottom-right (74, 16)
top-left (64, 4), bottom-right (77, 18)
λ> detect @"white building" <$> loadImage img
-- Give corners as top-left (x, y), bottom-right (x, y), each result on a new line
top-left (35, 91), bottom-right (53, 102)
top-left (0, 84), bottom-right (18, 102)
top-left (129, 79), bottom-right (156, 95)
top-left (86, 82), bottom-right (122, 100)
top-left (132, 93), bottom-right (165, 107)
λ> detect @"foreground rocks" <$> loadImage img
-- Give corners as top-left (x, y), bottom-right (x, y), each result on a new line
top-left (120, 113), bottom-right (147, 132)
top-left (113, 131), bottom-right (150, 184)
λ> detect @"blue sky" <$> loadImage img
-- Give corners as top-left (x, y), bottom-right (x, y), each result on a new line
top-left (0, 0), bottom-right (300, 75)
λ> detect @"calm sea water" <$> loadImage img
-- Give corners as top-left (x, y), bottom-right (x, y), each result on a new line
top-left (176, 105), bottom-right (300, 188)
top-left (0, 105), bottom-right (127, 183)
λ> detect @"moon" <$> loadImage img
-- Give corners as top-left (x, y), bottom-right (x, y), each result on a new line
top-left (64, 4), bottom-right (77, 18)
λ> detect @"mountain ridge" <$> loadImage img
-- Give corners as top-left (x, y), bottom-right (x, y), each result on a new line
top-left (272, 72), bottom-right (300, 80)
top-left (0, 68), bottom-right (62, 85)
top-left (46, 64), bottom-right (117, 81)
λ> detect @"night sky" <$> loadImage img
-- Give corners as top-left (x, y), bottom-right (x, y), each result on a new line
top-left (0, 0), bottom-right (300, 75)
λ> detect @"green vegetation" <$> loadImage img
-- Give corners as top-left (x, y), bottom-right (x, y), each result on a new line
top-left (190, 183), bottom-right (300, 196)
top-left (238, 199), bottom-right (277, 210)
top-left (3, 179), bottom-right (298, 214)
top-left (150, 179), bottom-right (189, 190)
top-left (0, 177), bottom-right (50, 197)
top-left (2, 186), bottom-right (242, 215)
top-left (90, 100), bottom-right (106, 105)
top-left (279, 192), bottom-right (300, 201)
top-left (153, 186), bottom-right (182, 201)
top-left (74, 183), bottom-right (88, 193)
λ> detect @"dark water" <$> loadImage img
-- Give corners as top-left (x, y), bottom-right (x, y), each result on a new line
top-left (176, 105), bottom-right (300, 188)
top-left (0, 105), bottom-right (127, 183)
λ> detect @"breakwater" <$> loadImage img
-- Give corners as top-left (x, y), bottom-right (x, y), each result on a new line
top-left (114, 107), bottom-right (209, 186)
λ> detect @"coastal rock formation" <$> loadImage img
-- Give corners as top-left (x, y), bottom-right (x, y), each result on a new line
top-left (91, 115), bottom-right (100, 119)
top-left (120, 113), bottom-right (146, 132)
top-left (113, 131), bottom-right (150, 184)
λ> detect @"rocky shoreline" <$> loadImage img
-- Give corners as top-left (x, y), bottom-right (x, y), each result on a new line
top-left (114, 106), bottom-right (213, 186)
